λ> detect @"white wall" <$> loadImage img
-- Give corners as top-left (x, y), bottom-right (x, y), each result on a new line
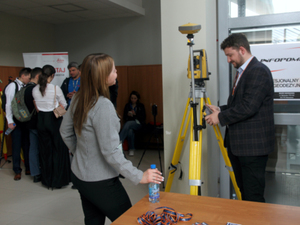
top-left (0, 13), bottom-right (55, 67)
top-left (54, 0), bottom-right (161, 66)
top-left (161, 0), bottom-right (219, 196)
top-left (0, 0), bottom-right (160, 67)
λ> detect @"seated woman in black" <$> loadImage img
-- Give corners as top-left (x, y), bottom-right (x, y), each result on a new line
top-left (120, 91), bottom-right (146, 156)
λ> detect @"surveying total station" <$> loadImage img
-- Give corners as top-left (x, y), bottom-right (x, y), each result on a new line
top-left (165, 23), bottom-right (242, 200)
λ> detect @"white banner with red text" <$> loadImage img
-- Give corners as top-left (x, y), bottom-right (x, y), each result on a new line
top-left (251, 43), bottom-right (300, 101)
top-left (23, 52), bottom-right (69, 86)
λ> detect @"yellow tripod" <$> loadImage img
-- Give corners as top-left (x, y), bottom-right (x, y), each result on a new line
top-left (165, 23), bottom-right (241, 200)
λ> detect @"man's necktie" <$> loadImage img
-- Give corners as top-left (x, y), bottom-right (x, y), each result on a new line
top-left (232, 71), bottom-right (239, 95)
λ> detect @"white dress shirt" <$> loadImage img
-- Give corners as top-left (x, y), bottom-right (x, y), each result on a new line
top-left (5, 78), bottom-right (25, 124)
top-left (235, 56), bottom-right (254, 87)
top-left (32, 84), bottom-right (67, 112)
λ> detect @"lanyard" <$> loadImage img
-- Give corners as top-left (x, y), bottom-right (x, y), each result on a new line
top-left (72, 78), bottom-right (79, 91)
top-left (137, 206), bottom-right (193, 225)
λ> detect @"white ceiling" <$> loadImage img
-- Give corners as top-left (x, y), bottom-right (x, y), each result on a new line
top-left (0, 0), bottom-right (145, 24)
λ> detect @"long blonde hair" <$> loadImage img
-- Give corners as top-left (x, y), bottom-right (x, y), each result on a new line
top-left (72, 53), bottom-right (113, 135)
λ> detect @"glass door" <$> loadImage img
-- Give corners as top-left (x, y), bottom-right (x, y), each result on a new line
top-left (231, 26), bottom-right (300, 206)
top-left (218, 0), bottom-right (300, 206)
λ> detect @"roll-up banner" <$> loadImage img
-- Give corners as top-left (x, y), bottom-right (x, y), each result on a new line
top-left (251, 43), bottom-right (300, 101)
top-left (22, 52), bottom-right (69, 86)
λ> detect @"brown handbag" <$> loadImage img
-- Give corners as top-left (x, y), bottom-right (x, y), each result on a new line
top-left (53, 85), bottom-right (66, 118)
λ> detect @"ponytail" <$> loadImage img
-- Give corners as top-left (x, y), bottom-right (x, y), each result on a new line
top-left (39, 65), bottom-right (55, 96)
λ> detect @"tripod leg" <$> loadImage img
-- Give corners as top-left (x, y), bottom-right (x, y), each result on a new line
top-left (189, 97), bottom-right (203, 195)
top-left (0, 121), bottom-right (5, 157)
top-left (165, 98), bottom-right (191, 192)
top-left (155, 134), bottom-right (164, 188)
top-left (137, 149), bottom-right (147, 169)
top-left (157, 136), bottom-right (163, 174)
top-left (213, 124), bottom-right (241, 200)
top-left (0, 116), bottom-right (8, 168)
top-left (205, 97), bottom-right (242, 200)
top-left (137, 127), bottom-right (159, 169)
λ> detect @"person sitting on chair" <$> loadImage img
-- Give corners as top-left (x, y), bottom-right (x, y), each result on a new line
top-left (120, 91), bottom-right (146, 156)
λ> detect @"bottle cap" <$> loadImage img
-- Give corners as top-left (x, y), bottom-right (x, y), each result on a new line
top-left (150, 164), bottom-right (156, 169)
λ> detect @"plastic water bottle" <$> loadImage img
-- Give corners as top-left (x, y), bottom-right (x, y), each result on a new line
top-left (5, 124), bottom-right (15, 135)
top-left (232, 193), bottom-right (237, 200)
top-left (149, 164), bottom-right (160, 203)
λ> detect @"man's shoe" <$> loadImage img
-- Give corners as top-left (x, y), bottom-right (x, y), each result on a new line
top-left (25, 170), bottom-right (31, 175)
top-left (14, 173), bottom-right (21, 181)
top-left (33, 175), bottom-right (41, 183)
top-left (129, 149), bottom-right (135, 156)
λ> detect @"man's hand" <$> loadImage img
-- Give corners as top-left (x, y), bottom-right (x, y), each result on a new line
top-left (66, 91), bottom-right (76, 99)
top-left (206, 104), bottom-right (220, 112)
top-left (205, 104), bottom-right (220, 126)
top-left (8, 123), bottom-right (16, 130)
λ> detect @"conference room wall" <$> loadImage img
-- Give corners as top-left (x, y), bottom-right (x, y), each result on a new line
top-left (54, 0), bottom-right (162, 66)
top-left (0, 13), bottom-right (56, 67)
top-left (0, 0), bottom-right (161, 67)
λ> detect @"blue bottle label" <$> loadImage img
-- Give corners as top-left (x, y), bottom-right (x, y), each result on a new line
top-left (149, 185), bottom-right (159, 201)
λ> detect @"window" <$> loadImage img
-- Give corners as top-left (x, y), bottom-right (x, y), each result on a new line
top-left (229, 0), bottom-right (300, 18)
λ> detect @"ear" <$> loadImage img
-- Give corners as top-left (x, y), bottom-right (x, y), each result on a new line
top-left (239, 46), bottom-right (247, 55)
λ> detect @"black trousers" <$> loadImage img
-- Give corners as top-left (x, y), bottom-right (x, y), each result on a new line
top-left (37, 111), bottom-right (70, 188)
top-left (227, 145), bottom-right (268, 202)
top-left (11, 122), bottom-right (30, 174)
top-left (71, 172), bottom-right (132, 225)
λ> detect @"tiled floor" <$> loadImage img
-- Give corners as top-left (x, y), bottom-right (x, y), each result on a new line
top-left (0, 149), bottom-right (164, 225)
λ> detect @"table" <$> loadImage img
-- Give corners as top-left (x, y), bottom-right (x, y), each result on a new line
top-left (111, 192), bottom-right (300, 225)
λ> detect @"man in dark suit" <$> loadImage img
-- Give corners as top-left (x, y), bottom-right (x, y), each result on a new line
top-left (205, 33), bottom-right (275, 202)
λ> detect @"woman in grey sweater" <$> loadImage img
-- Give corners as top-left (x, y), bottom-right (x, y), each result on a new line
top-left (60, 53), bottom-right (163, 225)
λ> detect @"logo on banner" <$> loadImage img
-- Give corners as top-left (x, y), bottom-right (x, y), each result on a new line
top-left (260, 57), bottom-right (300, 63)
top-left (57, 58), bottom-right (65, 63)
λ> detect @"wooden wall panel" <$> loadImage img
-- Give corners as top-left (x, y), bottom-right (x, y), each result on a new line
top-left (127, 65), bottom-right (163, 124)
top-left (0, 64), bottom-right (163, 157)
top-left (0, 66), bottom-right (22, 158)
top-left (0, 66), bottom-right (23, 92)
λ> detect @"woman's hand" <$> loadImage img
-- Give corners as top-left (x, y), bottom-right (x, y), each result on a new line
top-left (128, 111), bottom-right (133, 117)
top-left (140, 168), bottom-right (164, 184)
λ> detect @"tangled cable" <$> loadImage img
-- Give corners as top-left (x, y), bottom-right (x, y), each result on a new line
top-left (137, 206), bottom-right (193, 225)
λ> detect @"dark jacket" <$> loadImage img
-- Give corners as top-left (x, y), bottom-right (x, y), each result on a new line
top-left (123, 102), bottom-right (146, 125)
top-left (60, 77), bottom-right (71, 105)
top-left (219, 57), bottom-right (275, 157)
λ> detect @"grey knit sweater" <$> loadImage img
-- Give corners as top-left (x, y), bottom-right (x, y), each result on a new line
top-left (60, 96), bottom-right (143, 185)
